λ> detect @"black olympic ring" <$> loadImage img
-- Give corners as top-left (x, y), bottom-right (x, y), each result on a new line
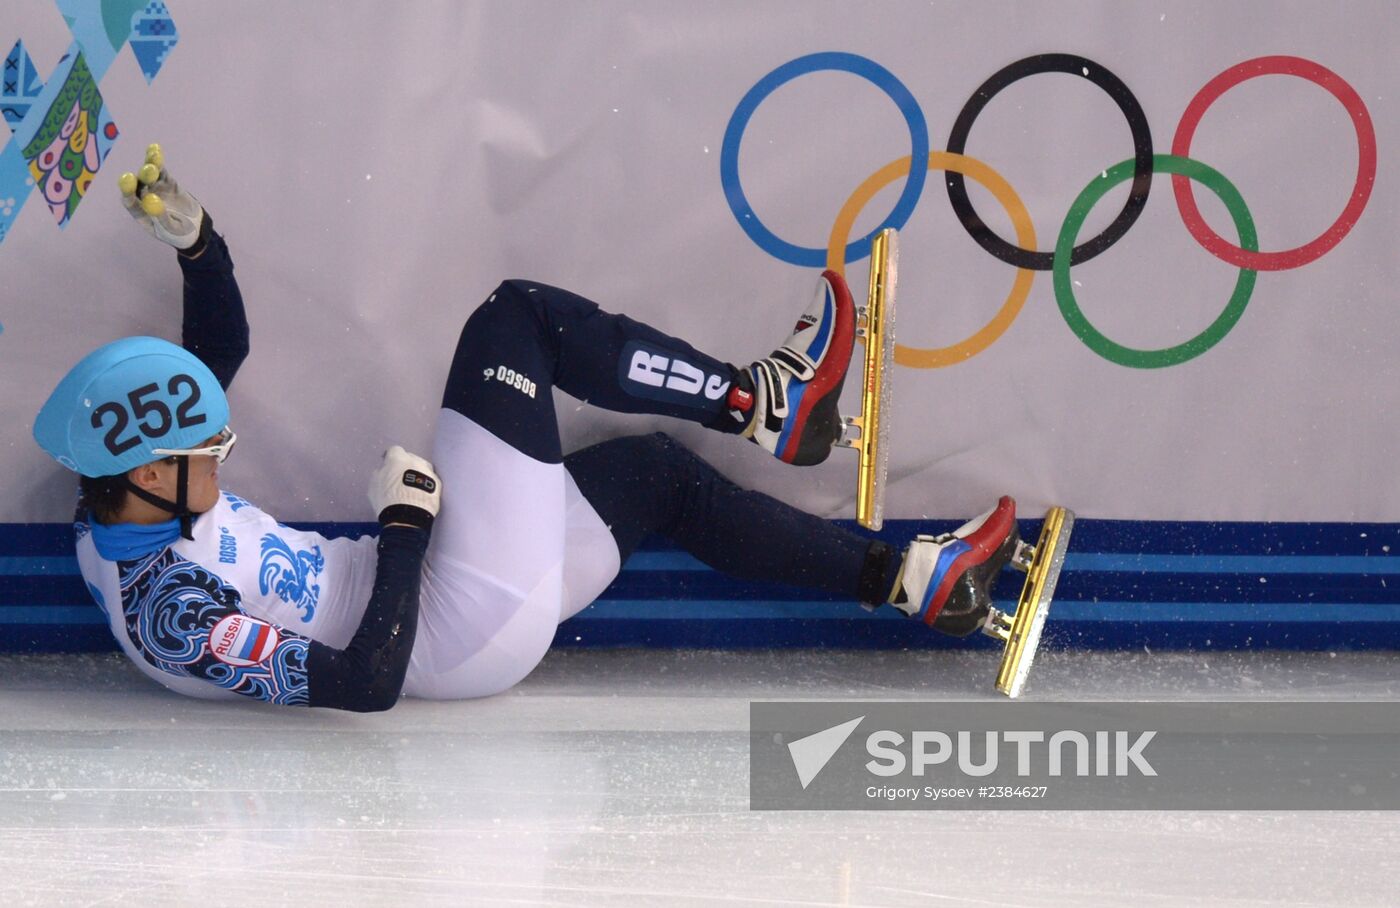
top-left (944, 53), bottom-right (1154, 271)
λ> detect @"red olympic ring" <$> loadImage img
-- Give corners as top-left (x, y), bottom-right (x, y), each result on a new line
top-left (1171, 55), bottom-right (1377, 271)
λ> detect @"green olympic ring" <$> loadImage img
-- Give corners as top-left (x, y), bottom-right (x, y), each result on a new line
top-left (1054, 154), bottom-right (1257, 369)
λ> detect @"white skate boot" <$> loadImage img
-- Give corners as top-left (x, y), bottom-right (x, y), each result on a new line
top-left (889, 496), bottom-right (1020, 636)
top-left (727, 269), bottom-right (856, 466)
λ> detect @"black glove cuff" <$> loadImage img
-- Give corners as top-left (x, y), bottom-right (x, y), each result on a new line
top-left (177, 210), bottom-right (214, 259)
top-left (378, 504), bottom-right (435, 532)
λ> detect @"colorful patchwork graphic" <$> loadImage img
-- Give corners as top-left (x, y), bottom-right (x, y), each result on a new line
top-left (0, 153), bottom-right (28, 247)
top-left (54, 0), bottom-right (146, 78)
top-left (2, 41), bottom-right (47, 132)
top-left (0, 1), bottom-right (179, 336)
top-left (128, 1), bottom-right (178, 83)
top-left (23, 51), bottom-right (118, 228)
top-left (0, 0), bottom-right (179, 248)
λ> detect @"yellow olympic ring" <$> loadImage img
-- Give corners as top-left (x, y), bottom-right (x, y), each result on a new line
top-left (826, 152), bottom-right (1036, 369)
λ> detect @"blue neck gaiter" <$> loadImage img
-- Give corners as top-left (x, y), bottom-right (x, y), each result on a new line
top-left (89, 516), bottom-right (182, 561)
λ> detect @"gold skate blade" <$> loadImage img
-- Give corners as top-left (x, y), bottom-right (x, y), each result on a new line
top-left (995, 506), bottom-right (1075, 698)
top-left (854, 227), bottom-right (897, 530)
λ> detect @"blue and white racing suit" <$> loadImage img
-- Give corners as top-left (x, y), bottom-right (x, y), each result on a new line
top-left (75, 228), bottom-right (886, 709)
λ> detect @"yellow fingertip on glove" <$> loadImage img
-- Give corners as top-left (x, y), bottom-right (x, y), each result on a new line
top-left (120, 141), bottom-right (202, 250)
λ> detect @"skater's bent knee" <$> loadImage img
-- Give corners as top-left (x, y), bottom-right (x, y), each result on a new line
top-left (480, 280), bottom-right (533, 312)
top-left (643, 430), bottom-right (678, 453)
top-left (461, 281), bottom-right (551, 341)
top-left (627, 432), bottom-right (697, 473)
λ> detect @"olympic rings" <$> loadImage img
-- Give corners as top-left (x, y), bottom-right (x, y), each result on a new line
top-left (826, 152), bottom-right (1037, 368)
top-left (720, 52), bottom-right (929, 267)
top-left (1055, 154), bottom-right (1258, 369)
top-left (944, 54), bottom-right (1154, 270)
top-left (720, 52), bottom-right (1376, 368)
top-left (1171, 55), bottom-right (1377, 271)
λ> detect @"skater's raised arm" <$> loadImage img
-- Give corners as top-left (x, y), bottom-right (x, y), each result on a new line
top-left (120, 144), bottom-right (249, 389)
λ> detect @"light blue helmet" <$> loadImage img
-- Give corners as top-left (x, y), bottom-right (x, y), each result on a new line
top-left (34, 336), bottom-right (229, 478)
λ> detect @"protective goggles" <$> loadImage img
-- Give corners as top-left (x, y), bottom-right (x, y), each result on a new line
top-left (152, 426), bottom-right (238, 464)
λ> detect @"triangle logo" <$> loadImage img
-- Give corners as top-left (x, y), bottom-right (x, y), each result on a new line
top-left (787, 716), bottom-right (864, 789)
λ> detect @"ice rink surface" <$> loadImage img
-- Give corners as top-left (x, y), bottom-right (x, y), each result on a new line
top-left (2, 648), bottom-right (1398, 907)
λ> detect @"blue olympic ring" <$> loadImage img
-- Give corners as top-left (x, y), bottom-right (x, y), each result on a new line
top-left (720, 52), bottom-right (929, 268)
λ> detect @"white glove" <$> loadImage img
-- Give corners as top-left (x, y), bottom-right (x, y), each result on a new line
top-left (118, 143), bottom-right (205, 250)
top-left (369, 446), bottom-right (442, 529)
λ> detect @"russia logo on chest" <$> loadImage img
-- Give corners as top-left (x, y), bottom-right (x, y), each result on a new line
top-left (209, 613), bottom-right (280, 667)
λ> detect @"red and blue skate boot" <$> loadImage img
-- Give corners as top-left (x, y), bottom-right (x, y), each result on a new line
top-left (727, 269), bottom-right (856, 466)
top-left (889, 496), bottom-right (1021, 636)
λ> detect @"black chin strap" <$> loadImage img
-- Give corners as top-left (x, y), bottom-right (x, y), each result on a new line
top-left (122, 456), bottom-right (197, 540)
